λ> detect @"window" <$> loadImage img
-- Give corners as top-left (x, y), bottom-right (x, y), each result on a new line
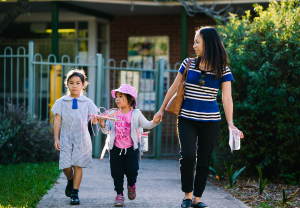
top-left (127, 36), bottom-right (169, 110)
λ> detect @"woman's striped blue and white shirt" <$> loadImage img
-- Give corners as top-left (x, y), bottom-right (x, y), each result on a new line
top-left (178, 58), bottom-right (234, 122)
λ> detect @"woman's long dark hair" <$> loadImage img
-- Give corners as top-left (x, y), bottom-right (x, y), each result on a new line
top-left (196, 26), bottom-right (228, 79)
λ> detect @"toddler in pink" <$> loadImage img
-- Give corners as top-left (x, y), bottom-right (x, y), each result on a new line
top-left (97, 84), bottom-right (161, 207)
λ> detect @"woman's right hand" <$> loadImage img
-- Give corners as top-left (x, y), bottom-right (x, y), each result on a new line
top-left (152, 72), bottom-right (183, 124)
top-left (154, 109), bottom-right (164, 123)
top-left (54, 139), bottom-right (60, 151)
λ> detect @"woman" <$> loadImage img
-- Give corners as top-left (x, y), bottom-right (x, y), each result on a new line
top-left (154, 26), bottom-right (244, 208)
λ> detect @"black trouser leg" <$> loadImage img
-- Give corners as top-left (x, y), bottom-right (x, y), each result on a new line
top-left (194, 121), bottom-right (220, 197)
top-left (177, 117), bottom-right (220, 197)
top-left (178, 117), bottom-right (198, 194)
top-left (124, 147), bottom-right (139, 187)
top-left (110, 146), bottom-right (125, 195)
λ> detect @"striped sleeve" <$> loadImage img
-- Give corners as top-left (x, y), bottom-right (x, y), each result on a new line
top-left (88, 100), bottom-right (99, 115)
top-left (221, 67), bottom-right (234, 83)
top-left (178, 58), bottom-right (189, 75)
top-left (51, 99), bottom-right (63, 116)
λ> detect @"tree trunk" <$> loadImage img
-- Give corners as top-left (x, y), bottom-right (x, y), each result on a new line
top-left (0, 0), bottom-right (29, 35)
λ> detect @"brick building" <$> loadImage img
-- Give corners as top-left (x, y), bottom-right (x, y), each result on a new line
top-left (0, 0), bottom-right (266, 101)
top-left (0, 0), bottom-right (268, 157)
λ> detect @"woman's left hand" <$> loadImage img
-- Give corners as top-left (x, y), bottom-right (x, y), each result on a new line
top-left (228, 123), bottom-right (244, 139)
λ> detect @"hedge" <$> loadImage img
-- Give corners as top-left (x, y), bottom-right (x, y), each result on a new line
top-left (216, 0), bottom-right (300, 182)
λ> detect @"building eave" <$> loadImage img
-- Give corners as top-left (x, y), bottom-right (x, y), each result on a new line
top-left (2, 0), bottom-right (273, 5)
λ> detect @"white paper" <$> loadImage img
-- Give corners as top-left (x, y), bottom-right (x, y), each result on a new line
top-left (229, 127), bottom-right (240, 152)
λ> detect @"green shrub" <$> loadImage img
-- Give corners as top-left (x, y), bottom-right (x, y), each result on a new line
top-left (0, 102), bottom-right (58, 164)
top-left (224, 162), bottom-right (246, 188)
top-left (257, 165), bottom-right (269, 199)
top-left (0, 118), bottom-right (20, 149)
top-left (282, 187), bottom-right (299, 206)
top-left (216, 0), bottom-right (300, 180)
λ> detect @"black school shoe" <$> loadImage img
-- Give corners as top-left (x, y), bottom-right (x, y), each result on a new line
top-left (70, 193), bottom-right (80, 205)
top-left (65, 184), bottom-right (73, 197)
top-left (65, 179), bottom-right (73, 197)
top-left (193, 202), bottom-right (209, 208)
top-left (181, 199), bottom-right (193, 208)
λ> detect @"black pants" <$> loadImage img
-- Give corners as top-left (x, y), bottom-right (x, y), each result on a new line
top-left (177, 117), bottom-right (220, 197)
top-left (110, 145), bottom-right (139, 195)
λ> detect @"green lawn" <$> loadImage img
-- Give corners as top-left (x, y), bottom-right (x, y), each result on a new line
top-left (0, 162), bottom-right (61, 208)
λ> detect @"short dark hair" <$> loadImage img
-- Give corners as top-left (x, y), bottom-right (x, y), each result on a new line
top-left (125, 94), bottom-right (136, 109)
top-left (195, 26), bottom-right (228, 79)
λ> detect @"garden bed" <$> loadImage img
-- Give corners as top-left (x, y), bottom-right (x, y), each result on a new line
top-left (208, 177), bottom-right (300, 208)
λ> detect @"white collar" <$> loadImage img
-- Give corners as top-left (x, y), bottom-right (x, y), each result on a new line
top-left (62, 95), bottom-right (87, 102)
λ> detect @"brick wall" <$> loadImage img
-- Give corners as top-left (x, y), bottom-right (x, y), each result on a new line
top-left (110, 14), bottom-right (215, 66)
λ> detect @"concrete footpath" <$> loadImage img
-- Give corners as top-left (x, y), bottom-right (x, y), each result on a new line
top-left (37, 158), bottom-right (249, 208)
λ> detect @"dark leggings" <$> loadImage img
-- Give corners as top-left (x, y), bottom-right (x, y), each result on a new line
top-left (110, 145), bottom-right (139, 195)
top-left (177, 117), bottom-right (220, 197)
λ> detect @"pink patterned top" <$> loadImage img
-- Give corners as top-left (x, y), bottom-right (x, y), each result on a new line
top-left (114, 109), bottom-right (133, 149)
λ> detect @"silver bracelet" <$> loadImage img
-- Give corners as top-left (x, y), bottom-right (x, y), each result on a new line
top-left (228, 122), bottom-right (234, 125)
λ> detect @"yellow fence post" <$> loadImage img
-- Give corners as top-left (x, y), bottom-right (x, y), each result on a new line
top-left (49, 65), bottom-right (62, 123)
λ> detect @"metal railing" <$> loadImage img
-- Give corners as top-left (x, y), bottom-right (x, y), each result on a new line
top-left (0, 41), bottom-right (181, 159)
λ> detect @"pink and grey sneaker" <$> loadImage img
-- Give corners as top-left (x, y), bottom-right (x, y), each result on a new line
top-left (127, 184), bottom-right (136, 200)
top-left (114, 194), bottom-right (125, 207)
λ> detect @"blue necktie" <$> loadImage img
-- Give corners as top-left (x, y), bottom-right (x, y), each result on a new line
top-left (72, 98), bottom-right (78, 109)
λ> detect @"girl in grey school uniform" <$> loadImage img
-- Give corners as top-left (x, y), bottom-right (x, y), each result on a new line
top-left (51, 69), bottom-right (99, 205)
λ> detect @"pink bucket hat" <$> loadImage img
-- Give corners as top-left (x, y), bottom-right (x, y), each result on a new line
top-left (111, 84), bottom-right (137, 106)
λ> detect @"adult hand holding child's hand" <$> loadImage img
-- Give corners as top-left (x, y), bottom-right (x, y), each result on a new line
top-left (154, 110), bottom-right (164, 123)
top-left (153, 115), bottom-right (161, 124)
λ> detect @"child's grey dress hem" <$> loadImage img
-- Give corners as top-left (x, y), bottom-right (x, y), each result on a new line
top-left (51, 95), bottom-right (99, 170)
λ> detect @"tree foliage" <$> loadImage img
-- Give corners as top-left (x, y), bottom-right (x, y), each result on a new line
top-left (0, 0), bottom-right (29, 35)
top-left (216, 0), bottom-right (300, 181)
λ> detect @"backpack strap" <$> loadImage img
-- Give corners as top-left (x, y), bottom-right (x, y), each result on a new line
top-left (133, 109), bottom-right (140, 130)
top-left (133, 109), bottom-right (145, 161)
top-left (133, 109), bottom-right (144, 135)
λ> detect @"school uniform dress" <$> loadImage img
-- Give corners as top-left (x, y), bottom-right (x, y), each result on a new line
top-left (177, 58), bottom-right (234, 197)
top-left (51, 95), bottom-right (99, 170)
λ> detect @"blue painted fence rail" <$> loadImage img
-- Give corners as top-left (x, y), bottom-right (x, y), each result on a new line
top-left (0, 41), bottom-right (180, 159)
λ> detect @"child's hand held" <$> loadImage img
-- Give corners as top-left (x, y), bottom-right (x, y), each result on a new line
top-left (96, 116), bottom-right (106, 126)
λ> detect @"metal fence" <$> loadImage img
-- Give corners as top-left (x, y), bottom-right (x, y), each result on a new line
top-left (0, 41), bottom-right (181, 159)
